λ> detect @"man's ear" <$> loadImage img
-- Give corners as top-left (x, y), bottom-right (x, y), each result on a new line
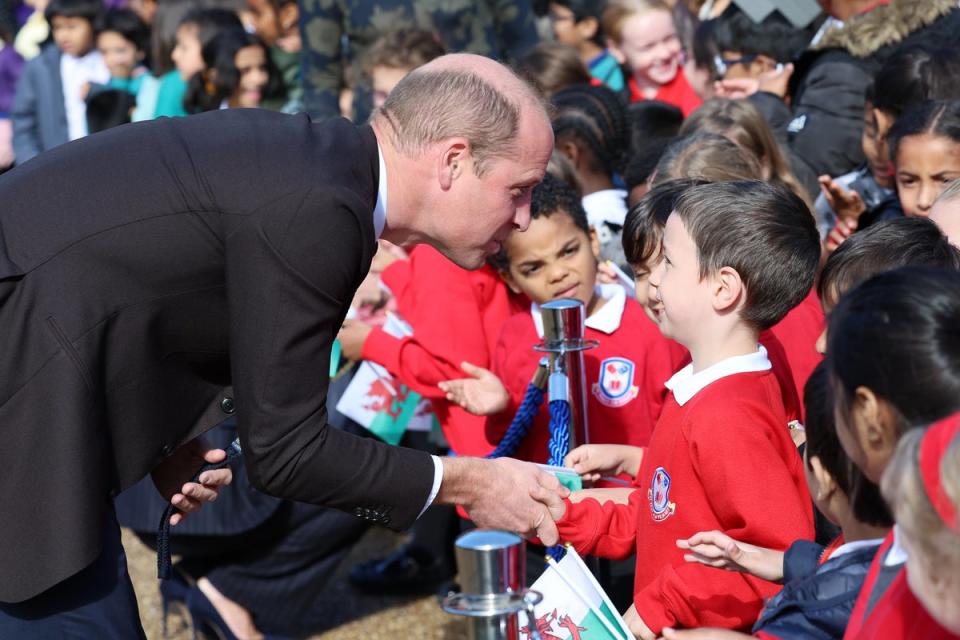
top-left (809, 455), bottom-right (837, 501)
top-left (607, 38), bottom-right (626, 65)
top-left (438, 138), bottom-right (470, 191)
top-left (279, 2), bottom-right (299, 31)
top-left (711, 265), bottom-right (744, 314)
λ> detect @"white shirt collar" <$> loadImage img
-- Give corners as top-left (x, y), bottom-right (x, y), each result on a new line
top-left (531, 283), bottom-right (626, 338)
top-left (830, 538), bottom-right (885, 560)
top-left (885, 526), bottom-right (908, 567)
top-left (373, 143), bottom-right (387, 239)
top-left (664, 346), bottom-right (771, 406)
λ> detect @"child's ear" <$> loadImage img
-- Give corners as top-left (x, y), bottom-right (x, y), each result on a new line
top-left (710, 265), bottom-right (744, 314)
top-left (589, 227), bottom-right (601, 259)
top-left (279, 2), bottom-right (299, 32)
top-left (874, 108), bottom-right (894, 141)
top-left (499, 268), bottom-right (522, 295)
top-left (557, 139), bottom-right (580, 168)
top-left (606, 38), bottom-right (626, 65)
top-left (852, 386), bottom-right (899, 464)
top-left (808, 455), bottom-right (837, 502)
top-left (577, 17), bottom-right (599, 42)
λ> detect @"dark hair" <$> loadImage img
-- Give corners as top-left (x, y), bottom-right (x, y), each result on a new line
top-left (627, 100), bottom-right (683, 157)
top-left (46, 0), bottom-right (103, 24)
top-left (888, 100), bottom-right (960, 165)
top-left (827, 267), bottom-right (960, 435)
top-left (363, 28), bottom-right (445, 74)
top-left (872, 45), bottom-right (960, 120)
top-left (710, 5), bottom-right (812, 64)
top-left (85, 88), bottom-right (135, 132)
top-left (95, 8), bottom-right (149, 54)
top-left (691, 18), bottom-right (719, 77)
top-left (489, 173), bottom-right (589, 271)
top-left (622, 178), bottom-right (704, 268)
top-left (184, 30), bottom-right (281, 113)
top-left (804, 361), bottom-right (893, 528)
top-left (180, 7), bottom-right (244, 51)
top-left (674, 181), bottom-right (820, 329)
top-left (516, 42), bottom-right (592, 98)
top-left (653, 132), bottom-right (763, 185)
top-left (152, 2), bottom-right (243, 77)
top-left (551, 84), bottom-right (630, 177)
top-left (553, 0), bottom-right (608, 45)
top-left (818, 217), bottom-right (960, 305)
top-left (623, 139), bottom-right (671, 192)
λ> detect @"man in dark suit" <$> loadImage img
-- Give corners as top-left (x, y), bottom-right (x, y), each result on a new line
top-left (0, 53), bottom-right (564, 636)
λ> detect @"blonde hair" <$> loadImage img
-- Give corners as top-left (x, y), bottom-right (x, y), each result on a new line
top-left (681, 99), bottom-right (813, 207)
top-left (882, 427), bottom-right (960, 571)
top-left (602, 0), bottom-right (673, 44)
top-left (653, 132), bottom-right (763, 185)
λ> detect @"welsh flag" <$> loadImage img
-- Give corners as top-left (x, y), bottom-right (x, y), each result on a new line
top-left (521, 547), bottom-right (632, 640)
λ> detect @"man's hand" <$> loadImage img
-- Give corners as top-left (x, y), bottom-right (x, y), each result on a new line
top-left (624, 604), bottom-right (656, 640)
top-left (676, 530), bottom-right (785, 583)
top-left (564, 444), bottom-right (645, 482)
top-left (337, 319), bottom-right (373, 361)
top-left (438, 362), bottom-right (510, 416)
top-left (437, 457), bottom-right (570, 544)
top-left (151, 440), bottom-right (233, 526)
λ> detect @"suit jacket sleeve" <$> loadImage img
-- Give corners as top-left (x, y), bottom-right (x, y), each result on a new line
top-left (226, 180), bottom-right (434, 531)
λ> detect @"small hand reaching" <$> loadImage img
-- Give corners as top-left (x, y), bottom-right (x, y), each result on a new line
top-left (676, 530), bottom-right (784, 583)
top-left (152, 440), bottom-right (234, 526)
top-left (564, 444), bottom-right (645, 482)
top-left (819, 175), bottom-right (866, 224)
top-left (439, 361), bottom-right (509, 416)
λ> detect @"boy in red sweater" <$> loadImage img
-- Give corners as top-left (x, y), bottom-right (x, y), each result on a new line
top-left (440, 174), bottom-right (686, 464)
top-left (542, 181), bottom-right (820, 638)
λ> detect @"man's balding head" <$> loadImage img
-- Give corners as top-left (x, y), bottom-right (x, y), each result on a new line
top-left (373, 53), bottom-right (549, 176)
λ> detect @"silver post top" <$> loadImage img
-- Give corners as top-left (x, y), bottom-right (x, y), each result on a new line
top-left (540, 297), bottom-right (585, 345)
top-left (455, 529), bottom-right (525, 597)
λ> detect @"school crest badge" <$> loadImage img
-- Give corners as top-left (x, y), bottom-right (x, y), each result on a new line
top-left (648, 467), bottom-right (676, 521)
top-left (592, 357), bottom-right (639, 408)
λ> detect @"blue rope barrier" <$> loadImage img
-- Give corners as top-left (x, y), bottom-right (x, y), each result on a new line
top-left (547, 399), bottom-right (571, 467)
top-left (487, 383), bottom-right (545, 459)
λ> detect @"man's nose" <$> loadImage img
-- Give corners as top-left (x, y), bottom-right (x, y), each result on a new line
top-left (513, 204), bottom-right (531, 232)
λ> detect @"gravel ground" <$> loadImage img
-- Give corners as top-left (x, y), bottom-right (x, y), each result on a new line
top-left (123, 526), bottom-right (467, 639)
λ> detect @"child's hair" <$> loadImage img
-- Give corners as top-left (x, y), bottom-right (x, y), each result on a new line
top-left (680, 99), bottom-right (811, 205)
top-left (96, 8), bottom-right (150, 55)
top-left (710, 5), bottom-right (813, 66)
top-left (547, 150), bottom-right (584, 197)
top-left (881, 416), bottom-right (960, 573)
top-left (488, 173), bottom-right (589, 271)
top-left (652, 132), bottom-right (763, 185)
top-left (151, 2), bottom-right (243, 76)
top-left (872, 45), bottom-right (960, 120)
top-left (827, 267), bottom-right (960, 436)
top-left (888, 100), bottom-right (960, 165)
top-left (627, 100), bottom-right (683, 157)
top-left (601, 0), bottom-right (672, 45)
top-left (552, 0), bottom-right (608, 45)
top-left (804, 361), bottom-right (894, 527)
top-left (624, 142), bottom-right (671, 193)
top-left (937, 178), bottom-right (960, 206)
top-left (622, 177), bottom-right (705, 267)
top-left (817, 217), bottom-right (960, 305)
top-left (551, 84), bottom-right (630, 177)
top-left (45, 0), bottom-right (103, 24)
top-left (516, 42), bottom-right (591, 98)
top-left (673, 180), bottom-right (820, 329)
top-left (363, 28), bottom-right (445, 75)
top-left (184, 29), bottom-right (280, 113)
top-left (691, 18), bottom-right (719, 80)
top-left (85, 88), bottom-right (136, 132)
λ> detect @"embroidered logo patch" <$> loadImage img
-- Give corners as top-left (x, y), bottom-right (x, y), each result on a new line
top-left (648, 467), bottom-right (676, 521)
top-left (592, 357), bottom-right (639, 408)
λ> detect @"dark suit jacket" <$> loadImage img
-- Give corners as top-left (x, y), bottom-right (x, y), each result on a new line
top-left (0, 109), bottom-right (434, 602)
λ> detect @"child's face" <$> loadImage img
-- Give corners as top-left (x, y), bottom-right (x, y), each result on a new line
top-left (895, 133), bottom-right (960, 218)
top-left (171, 24), bottom-right (204, 81)
top-left (97, 31), bottom-right (140, 79)
top-left (631, 253), bottom-right (662, 324)
top-left (862, 101), bottom-right (894, 188)
top-left (610, 10), bottom-right (681, 87)
top-left (502, 212), bottom-right (600, 309)
top-left (549, 3), bottom-right (591, 49)
top-left (231, 45), bottom-right (269, 108)
top-left (247, 0), bottom-right (280, 47)
top-left (51, 15), bottom-right (94, 58)
top-left (716, 51), bottom-right (777, 81)
top-left (371, 65), bottom-right (410, 109)
top-left (647, 213), bottom-right (710, 343)
top-left (930, 195), bottom-right (960, 246)
top-left (900, 528), bottom-right (960, 634)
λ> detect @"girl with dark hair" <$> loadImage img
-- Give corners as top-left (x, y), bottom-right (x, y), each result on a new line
top-left (550, 83), bottom-right (630, 266)
top-left (184, 30), bottom-right (281, 113)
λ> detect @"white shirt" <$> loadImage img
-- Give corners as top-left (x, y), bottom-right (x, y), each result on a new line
top-left (60, 50), bottom-right (109, 141)
top-left (582, 189), bottom-right (628, 228)
top-left (373, 142), bottom-right (441, 518)
top-left (664, 346), bottom-right (772, 406)
top-left (885, 525), bottom-right (908, 567)
top-left (830, 537), bottom-right (884, 560)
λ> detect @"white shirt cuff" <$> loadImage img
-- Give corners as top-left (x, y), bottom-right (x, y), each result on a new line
top-left (418, 454), bottom-right (444, 519)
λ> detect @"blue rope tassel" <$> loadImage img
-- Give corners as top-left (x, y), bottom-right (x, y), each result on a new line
top-left (487, 383), bottom-right (545, 459)
top-left (157, 438), bottom-right (243, 579)
top-left (547, 398), bottom-right (572, 560)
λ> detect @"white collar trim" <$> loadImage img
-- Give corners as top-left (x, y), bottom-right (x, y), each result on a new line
top-left (830, 538), bottom-right (885, 560)
top-left (664, 346), bottom-right (771, 406)
top-left (885, 526), bottom-right (908, 567)
top-left (531, 284), bottom-right (626, 338)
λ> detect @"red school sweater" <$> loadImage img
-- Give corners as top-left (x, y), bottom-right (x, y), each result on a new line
top-left (628, 70), bottom-right (702, 117)
top-left (361, 245), bottom-right (527, 456)
top-left (486, 292), bottom-right (687, 464)
top-left (769, 289), bottom-right (824, 418)
top-left (556, 369), bottom-right (814, 634)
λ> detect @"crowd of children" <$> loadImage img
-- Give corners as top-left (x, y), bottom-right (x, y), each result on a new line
top-left (3, 0), bottom-right (960, 638)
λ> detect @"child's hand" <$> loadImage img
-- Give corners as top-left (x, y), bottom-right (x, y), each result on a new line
top-left (337, 319), bottom-right (373, 361)
top-left (565, 444), bottom-right (644, 482)
top-left (660, 628), bottom-right (755, 639)
top-left (569, 487), bottom-right (634, 505)
top-left (623, 604), bottom-right (656, 640)
top-left (824, 217), bottom-right (858, 253)
top-left (438, 362), bottom-right (509, 416)
top-left (819, 175), bottom-right (866, 223)
top-left (676, 530), bottom-right (785, 583)
top-left (596, 260), bottom-right (619, 285)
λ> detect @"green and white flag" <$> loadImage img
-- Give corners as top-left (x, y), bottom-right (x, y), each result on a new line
top-left (521, 547), bottom-right (632, 640)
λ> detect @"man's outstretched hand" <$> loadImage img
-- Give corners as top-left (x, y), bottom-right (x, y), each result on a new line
top-left (437, 457), bottom-right (570, 544)
top-left (151, 439), bottom-right (233, 526)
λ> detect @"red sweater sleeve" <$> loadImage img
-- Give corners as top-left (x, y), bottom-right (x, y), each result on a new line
top-left (555, 490), bottom-right (641, 561)
top-left (633, 404), bottom-right (814, 633)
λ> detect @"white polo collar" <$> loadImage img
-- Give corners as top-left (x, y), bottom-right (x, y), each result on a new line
top-left (885, 526), bottom-right (908, 567)
top-left (664, 346), bottom-right (771, 406)
top-left (531, 284), bottom-right (626, 338)
top-left (373, 143), bottom-right (387, 238)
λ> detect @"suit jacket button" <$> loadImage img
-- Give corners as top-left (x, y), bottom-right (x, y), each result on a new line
top-left (220, 397), bottom-right (236, 414)
top-left (353, 507), bottom-right (365, 518)
top-left (161, 444), bottom-right (174, 457)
